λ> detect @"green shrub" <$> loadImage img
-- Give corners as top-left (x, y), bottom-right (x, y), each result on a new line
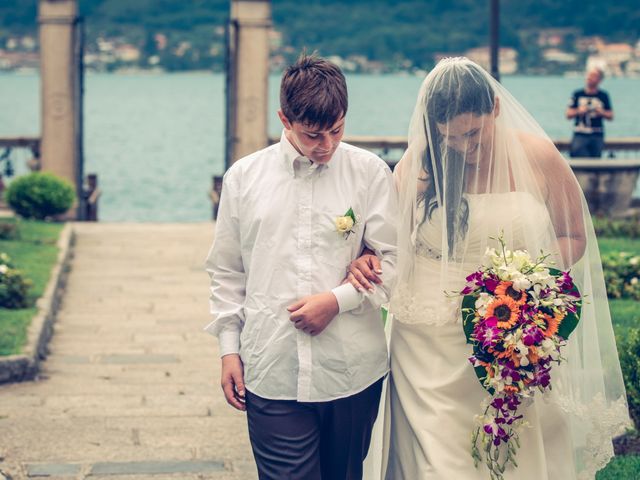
top-left (619, 328), bottom-right (640, 429)
top-left (0, 221), bottom-right (20, 240)
top-left (5, 172), bottom-right (75, 220)
top-left (601, 252), bottom-right (640, 300)
top-left (0, 252), bottom-right (32, 309)
top-left (593, 215), bottom-right (640, 239)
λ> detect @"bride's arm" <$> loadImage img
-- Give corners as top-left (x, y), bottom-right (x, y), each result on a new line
top-left (394, 146), bottom-right (429, 196)
top-left (526, 135), bottom-right (586, 266)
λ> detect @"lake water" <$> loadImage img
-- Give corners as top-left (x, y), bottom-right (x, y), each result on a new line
top-left (1, 72), bottom-right (639, 221)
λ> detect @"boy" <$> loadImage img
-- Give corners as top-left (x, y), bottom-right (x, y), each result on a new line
top-left (205, 54), bottom-right (396, 480)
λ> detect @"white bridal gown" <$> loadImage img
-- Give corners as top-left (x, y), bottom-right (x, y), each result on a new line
top-left (383, 192), bottom-right (576, 480)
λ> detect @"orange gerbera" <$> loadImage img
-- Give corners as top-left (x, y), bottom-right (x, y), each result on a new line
top-left (494, 281), bottom-right (528, 306)
top-left (554, 311), bottom-right (566, 325)
top-left (504, 385), bottom-right (520, 394)
top-left (536, 312), bottom-right (560, 337)
top-left (493, 345), bottom-right (522, 367)
top-left (527, 346), bottom-right (540, 364)
top-left (485, 296), bottom-right (520, 329)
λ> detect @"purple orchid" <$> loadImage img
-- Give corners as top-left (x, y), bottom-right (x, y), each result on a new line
top-left (474, 317), bottom-right (502, 349)
top-left (522, 325), bottom-right (544, 346)
top-left (484, 275), bottom-right (500, 293)
top-left (557, 271), bottom-right (576, 292)
top-left (461, 285), bottom-right (474, 295)
top-left (506, 395), bottom-right (521, 412)
top-left (466, 271), bottom-right (483, 283)
top-left (484, 394), bottom-right (523, 447)
top-left (499, 362), bottom-right (521, 383)
top-left (532, 366), bottom-right (551, 388)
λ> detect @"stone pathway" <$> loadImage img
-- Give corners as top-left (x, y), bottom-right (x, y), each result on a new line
top-left (0, 223), bottom-right (256, 480)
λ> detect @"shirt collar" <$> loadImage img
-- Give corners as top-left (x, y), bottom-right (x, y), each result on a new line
top-left (280, 130), bottom-right (302, 176)
top-left (279, 130), bottom-right (330, 178)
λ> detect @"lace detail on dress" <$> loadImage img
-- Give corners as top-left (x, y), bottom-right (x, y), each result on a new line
top-left (390, 285), bottom-right (461, 325)
top-left (551, 393), bottom-right (631, 480)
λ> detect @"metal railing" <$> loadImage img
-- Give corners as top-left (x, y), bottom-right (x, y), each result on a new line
top-left (210, 136), bottom-right (640, 219)
top-left (267, 135), bottom-right (640, 167)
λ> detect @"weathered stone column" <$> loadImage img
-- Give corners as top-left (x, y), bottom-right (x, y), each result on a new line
top-left (38, 0), bottom-right (83, 215)
top-left (226, 0), bottom-right (271, 167)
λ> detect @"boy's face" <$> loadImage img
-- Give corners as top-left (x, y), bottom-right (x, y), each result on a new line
top-left (278, 111), bottom-right (345, 164)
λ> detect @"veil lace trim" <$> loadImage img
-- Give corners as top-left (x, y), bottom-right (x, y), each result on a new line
top-left (551, 393), bottom-right (631, 480)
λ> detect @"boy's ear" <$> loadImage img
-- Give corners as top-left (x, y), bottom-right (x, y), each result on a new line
top-left (278, 110), bottom-right (293, 130)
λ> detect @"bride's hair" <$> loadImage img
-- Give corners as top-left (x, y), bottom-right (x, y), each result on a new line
top-left (420, 60), bottom-right (495, 256)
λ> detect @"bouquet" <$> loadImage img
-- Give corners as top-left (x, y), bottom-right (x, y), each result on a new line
top-left (458, 236), bottom-right (581, 479)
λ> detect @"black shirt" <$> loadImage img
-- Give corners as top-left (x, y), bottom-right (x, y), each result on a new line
top-left (569, 89), bottom-right (612, 135)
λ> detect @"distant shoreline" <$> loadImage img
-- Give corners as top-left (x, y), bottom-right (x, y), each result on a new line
top-left (2, 69), bottom-right (640, 79)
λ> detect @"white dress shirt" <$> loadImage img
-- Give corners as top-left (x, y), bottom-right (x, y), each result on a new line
top-left (205, 131), bottom-right (397, 402)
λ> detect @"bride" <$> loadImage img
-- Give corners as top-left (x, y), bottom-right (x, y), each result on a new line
top-left (351, 58), bottom-right (629, 479)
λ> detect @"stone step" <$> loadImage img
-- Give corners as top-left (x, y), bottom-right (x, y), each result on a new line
top-left (0, 223), bottom-right (254, 480)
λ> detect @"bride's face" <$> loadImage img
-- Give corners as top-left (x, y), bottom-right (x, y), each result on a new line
top-left (436, 112), bottom-right (495, 164)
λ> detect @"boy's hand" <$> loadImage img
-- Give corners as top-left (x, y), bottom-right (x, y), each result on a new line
top-left (287, 292), bottom-right (339, 336)
top-left (221, 353), bottom-right (246, 411)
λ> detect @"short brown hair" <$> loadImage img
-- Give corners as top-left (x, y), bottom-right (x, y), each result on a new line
top-left (280, 53), bottom-right (348, 129)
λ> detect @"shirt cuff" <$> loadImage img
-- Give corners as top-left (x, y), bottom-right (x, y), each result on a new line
top-left (218, 328), bottom-right (241, 357)
top-left (331, 283), bottom-right (363, 313)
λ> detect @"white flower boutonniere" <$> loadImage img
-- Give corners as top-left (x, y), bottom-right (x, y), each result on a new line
top-left (335, 207), bottom-right (357, 239)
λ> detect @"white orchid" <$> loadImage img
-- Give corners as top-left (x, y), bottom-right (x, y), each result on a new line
top-left (511, 250), bottom-right (532, 270)
top-left (537, 338), bottom-right (561, 361)
top-left (475, 292), bottom-right (493, 317)
top-left (512, 273), bottom-right (532, 291)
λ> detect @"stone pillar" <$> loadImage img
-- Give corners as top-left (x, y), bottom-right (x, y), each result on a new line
top-left (38, 0), bottom-right (83, 216)
top-left (226, 0), bottom-right (271, 167)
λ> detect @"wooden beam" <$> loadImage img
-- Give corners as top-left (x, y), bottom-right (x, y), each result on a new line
top-left (0, 137), bottom-right (41, 149)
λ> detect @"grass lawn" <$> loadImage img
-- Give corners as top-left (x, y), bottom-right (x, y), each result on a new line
top-left (598, 455), bottom-right (640, 479)
top-left (0, 218), bottom-right (64, 355)
top-left (597, 235), bottom-right (640, 479)
top-left (598, 236), bottom-right (640, 336)
top-left (610, 299), bottom-right (640, 337)
top-left (599, 237), bottom-right (640, 255)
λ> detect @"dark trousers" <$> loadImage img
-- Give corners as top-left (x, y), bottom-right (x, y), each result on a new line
top-left (245, 377), bottom-right (384, 480)
top-left (569, 133), bottom-right (604, 158)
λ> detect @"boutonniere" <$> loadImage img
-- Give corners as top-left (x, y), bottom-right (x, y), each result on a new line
top-left (335, 207), bottom-right (357, 239)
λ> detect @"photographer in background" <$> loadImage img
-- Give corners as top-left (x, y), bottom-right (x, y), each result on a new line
top-left (566, 68), bottom-right (613, 158)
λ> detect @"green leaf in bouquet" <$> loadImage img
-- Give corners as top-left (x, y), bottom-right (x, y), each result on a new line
top-left (549, 268), bottom-right (582, 340)
top-left (462, 294), bottom-right (477, 344)
top-left (462, 294), bottom-right (496, 394)
top-left (558, 307), bottom-right (581, 340)
top-left (475, 365), bottom-right (494, 395)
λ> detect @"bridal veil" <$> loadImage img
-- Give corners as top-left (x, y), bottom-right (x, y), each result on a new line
top-left (384, 57), bottom-right (630, 479)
